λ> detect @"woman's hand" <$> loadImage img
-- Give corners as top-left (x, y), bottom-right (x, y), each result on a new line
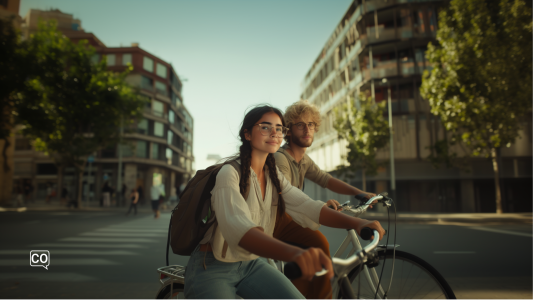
top-left (291, 247), bottom-right (334, 281)
top-left (354, 219), bottom-right (386, 241)
top-left (326, 199), bottom-right (342, 211)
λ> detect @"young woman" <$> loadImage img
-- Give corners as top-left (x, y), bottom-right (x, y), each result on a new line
top-left (184, 105), bottom-right (385, 299)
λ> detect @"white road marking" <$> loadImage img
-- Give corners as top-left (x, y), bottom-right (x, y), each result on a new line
top-left (80, 232), bottom-right (163, 237)
top-left (31, 243), bottom-right (146, 248)
top-left (0, 250), bottom-right (137, 255)
top-left (96, 228), bottom-right (167, 233)
top-left (0, 272), bottom-right (97, 281)
top-left (434, 251), bottom-right (476, 254)
top-left (0, 258), bottom-right (120, 266)
top-left (469, 227), bottom-right (533, 238)
top-left (60, 237), bottom-right (156, 243)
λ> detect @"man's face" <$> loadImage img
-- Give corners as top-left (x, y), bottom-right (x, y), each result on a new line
top-left (288, 114), bottom-right (315, 148)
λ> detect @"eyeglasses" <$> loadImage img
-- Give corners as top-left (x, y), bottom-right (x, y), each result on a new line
top-left (254, 123), bottom-right (289, 138)
top-left (294, 122), bottom-right (317, 131)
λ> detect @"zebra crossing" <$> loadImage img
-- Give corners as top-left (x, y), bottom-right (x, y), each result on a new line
top-left (1, 214), bottom-right (170, 282)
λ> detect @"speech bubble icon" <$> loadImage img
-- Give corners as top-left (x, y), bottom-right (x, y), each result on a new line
top-left (30, 250), bottom-right (50, 270)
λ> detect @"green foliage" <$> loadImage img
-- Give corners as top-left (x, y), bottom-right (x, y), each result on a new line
top-left (421, 0), bottom-right (532, 158)
top-left (333, 93), bottom-right (389, 180)
top-left (0, 17), bottom-right (29, 171)
top-left (12, 20), bottom-right (147, 170)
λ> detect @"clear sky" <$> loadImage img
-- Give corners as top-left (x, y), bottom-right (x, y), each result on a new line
top-left (19, 0), bottom-right (352, 172)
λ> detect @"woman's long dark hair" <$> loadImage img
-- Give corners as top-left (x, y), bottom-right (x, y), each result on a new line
top-left (236, 105), bottom-right (286, 219)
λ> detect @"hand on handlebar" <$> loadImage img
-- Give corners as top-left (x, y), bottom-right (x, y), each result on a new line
top-left (354, 219), bottom-right (386, 241)
top-left (291, 247), bottom-right (334, 281)
top-left (326, 199), bottom-right (343, 211)
top-left (356, 192), bottom-right (377, 208)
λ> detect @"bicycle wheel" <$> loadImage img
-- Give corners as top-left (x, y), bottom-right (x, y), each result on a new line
top-left (345, 250), bottom-right (456, 299)
top-left (155, 282), bottom-right (185, 299)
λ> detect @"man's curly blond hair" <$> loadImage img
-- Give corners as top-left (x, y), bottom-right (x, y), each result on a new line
top-left (284, 100), bottom-right (321, 143)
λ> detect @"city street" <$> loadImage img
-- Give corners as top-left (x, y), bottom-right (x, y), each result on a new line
top-left (0, 210), bottom-right (531, 298)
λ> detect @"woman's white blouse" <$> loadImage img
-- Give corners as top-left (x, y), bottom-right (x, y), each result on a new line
top-left (198, 162), bottom-right (326, 262)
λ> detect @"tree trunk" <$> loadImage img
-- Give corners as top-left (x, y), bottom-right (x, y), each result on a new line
top-left (76, 162), bottom-right (87, 208)
top-left (362, 168), bottom-right (366, 192)
top-left (490, 147), bottom-right (502, 214)
top-left (57, 165), bottom-right (64, 205)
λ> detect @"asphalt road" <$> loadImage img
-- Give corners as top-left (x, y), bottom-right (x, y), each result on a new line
top-left (0, 210), bottom-right (531, 299)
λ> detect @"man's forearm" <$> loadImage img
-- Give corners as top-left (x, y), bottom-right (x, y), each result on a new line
top-left (326, 177), bottom-right (364, 195)
top-left (318, 205), bottom-right (365, 229)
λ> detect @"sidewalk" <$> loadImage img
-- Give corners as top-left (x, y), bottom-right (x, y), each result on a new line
top-left (0, 199), bottom-right (172, 214)
top-left (1, 200), bottom-right (531, 224)
top-left (364, 211), bottom-right (533, 224)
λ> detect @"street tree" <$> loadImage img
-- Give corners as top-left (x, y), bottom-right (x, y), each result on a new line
top-left (13, 21), bottom-right (147, 207)
top-left (333, 93), bottom-right (389, 191)
top-left (420, 0), bottom-right (532, 213)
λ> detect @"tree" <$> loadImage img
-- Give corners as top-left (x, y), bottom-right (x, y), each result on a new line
top-left (333, 93), bottom-right (390, 191)
top-left (420, 0), bottom-right (532, 213)
top-left (13, 20), bottom-right (147, 207)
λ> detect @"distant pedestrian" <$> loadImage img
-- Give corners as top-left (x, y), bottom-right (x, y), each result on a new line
top-left (45, 183), bottom-right (56, 204)
top-left (67, 192), bottom-right (78, 209)
top-left (23, 180), bottom-right (34, 203)
top-left (125, 188), bottom-right (139, 216)
top-left (121, 183), bottom-right (127, 205)
top-left (102, 182), bottom-right (112, 207)
top-left (137, 186), bottom-right (144, 205)
top-left (150, 185), bottom-right (162, 219)
top-left (60, 187), bottom-right (68, 205)
top-left (15, 185), bottom-right (24, 207)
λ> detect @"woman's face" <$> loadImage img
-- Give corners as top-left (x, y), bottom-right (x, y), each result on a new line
top-left (245, 112), bottom-right (284, 154)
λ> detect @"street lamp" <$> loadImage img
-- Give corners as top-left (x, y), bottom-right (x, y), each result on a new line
top-left (382, 78), bottom-right (396, 201)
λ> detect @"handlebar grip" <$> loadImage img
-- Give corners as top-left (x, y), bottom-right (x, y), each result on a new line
top-left (284, 262), bottom-right (302, 280)
top-left (327, 205), bottom-right (334, 209)
top-left (360, 227), bottom-right (374, 240)
top-left (355, 194), bottom-right (367, 201)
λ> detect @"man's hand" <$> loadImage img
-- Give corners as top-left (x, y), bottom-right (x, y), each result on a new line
top-left (357, 192), bottom-right (377, 208)
top-left (354, 219), bottom-right (386, 241)
top-left (326, 199), bottom-right (342, 211)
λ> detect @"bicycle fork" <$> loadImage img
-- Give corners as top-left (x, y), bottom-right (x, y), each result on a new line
top-left (333, 230), bottom-right (387, 299)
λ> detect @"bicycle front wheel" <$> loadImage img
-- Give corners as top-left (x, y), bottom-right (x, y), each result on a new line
top-left (346, 250), bottom-right (456, 299)
top-left (155, 282), bottom-right (185, 299)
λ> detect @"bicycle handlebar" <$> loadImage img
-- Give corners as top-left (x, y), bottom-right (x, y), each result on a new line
top-left (283, 228), bottom-right (381, 280)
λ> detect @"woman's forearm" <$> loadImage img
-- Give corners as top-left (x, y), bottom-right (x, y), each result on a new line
top-left (238, 227), bottom-right (302, 261)
top-left (318, 205), bottom-right (365, 230)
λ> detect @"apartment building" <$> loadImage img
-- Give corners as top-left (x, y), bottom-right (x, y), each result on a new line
top-left (13, 9), bottom-right (195, 204)
top-left (300, 0), bottom-right (531, 212)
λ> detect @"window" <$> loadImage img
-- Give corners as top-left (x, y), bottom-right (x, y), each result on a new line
top-left (169, 110), bottom-right (175, 124)
top-left (106, 54), bottom-right (116, 66)
top-left (136, 141), bottom-right (148, 158)
top-left (91, 54), bottom-right (100, 64)
top-left (154, 122), bottom-right (164, 137)
top-left (141, 76), bottom-right (153, 91)
top-left (152, 100), bottom-right (164, 117)
top-left (155, 81), bottom-right (167, 96)
top-left (137, 119), bottom-right (148, 134)
top-left (122, 53), bottom-right (132, 65)
top-left (166, 148), bottom-right (172, 164)
top-left (156, 63), bottom-right (167, 78)
top-left (37, 163), bottom-right (58, 175)
top-left (167, 130), bottom-right (173, 144)
top-left (151, 143), bottom-right (159, 159)
top-left (143, 56), bottom-right (154, 72)
top-left (118, 143), bottom-right (133, 157)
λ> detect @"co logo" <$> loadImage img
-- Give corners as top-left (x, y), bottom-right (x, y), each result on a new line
top-left (30, 250), bottom-right (50, 270)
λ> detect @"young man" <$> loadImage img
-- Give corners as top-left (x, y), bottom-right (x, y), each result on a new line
top-left (273, 100), bottom-right (376, 299)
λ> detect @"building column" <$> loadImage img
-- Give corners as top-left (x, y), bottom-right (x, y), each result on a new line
top-left (460, 179), bottom-right (476, 212)
top-left (124, 164), bottom-right (137, 198)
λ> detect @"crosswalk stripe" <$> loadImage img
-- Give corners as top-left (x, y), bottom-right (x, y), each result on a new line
top-left (0, 250), bottom-right (137, 255)
top-left (0, 258), bottom-right (120, 266)
top-left (60, 237), bottom-right (156, 243)
top-left (80, 232), bottom-right (164, 237)
top-left (31, 243), bottom-right (146, 248)
top-left (0, 272), bottom-right (97, 281)
top-left (96, 228), bottom-right (167, 233)
top-left (469, 226), bottom-right (532, 238)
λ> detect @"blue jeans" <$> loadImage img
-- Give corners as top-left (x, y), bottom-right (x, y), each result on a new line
top-left (184, 247), bottom-right (304, 299)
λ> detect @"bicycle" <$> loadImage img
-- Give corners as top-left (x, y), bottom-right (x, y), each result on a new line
top-left (155, 193), bottom-right (456, 299)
